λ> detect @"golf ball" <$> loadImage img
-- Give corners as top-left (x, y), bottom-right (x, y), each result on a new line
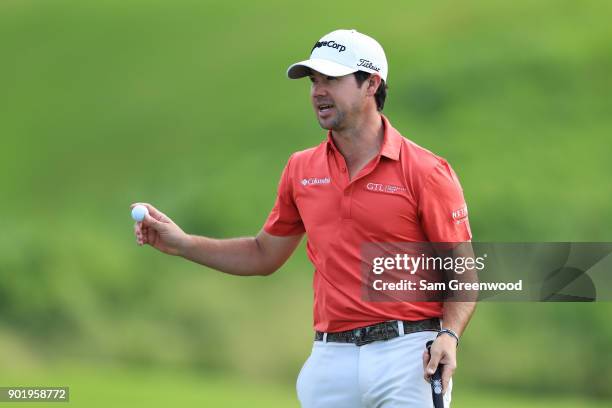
top-left (131, 205), bottom-right (148, 222)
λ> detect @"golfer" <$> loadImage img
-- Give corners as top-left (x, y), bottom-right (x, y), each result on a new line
top-left (132, 29), bottom-right (475, 407)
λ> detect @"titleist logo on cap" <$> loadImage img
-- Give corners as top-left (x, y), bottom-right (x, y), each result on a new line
top-left (312, 40), bottom-right (347, 53)
top-left (357, 59), bottom-right (380, 72)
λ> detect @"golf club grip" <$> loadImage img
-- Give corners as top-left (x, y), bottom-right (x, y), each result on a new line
top-left (426, 340), bottom-right (444, 408)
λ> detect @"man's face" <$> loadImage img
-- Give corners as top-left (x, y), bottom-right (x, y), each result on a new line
top-left (309, 70), bottom-right (367, 131)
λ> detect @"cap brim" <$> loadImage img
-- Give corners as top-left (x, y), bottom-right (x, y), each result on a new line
top-left (287, 58), bottom-right (357, 79)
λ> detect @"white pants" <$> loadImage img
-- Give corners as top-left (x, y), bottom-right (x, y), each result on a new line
top-left (296, 329), bottom-right (452, 408)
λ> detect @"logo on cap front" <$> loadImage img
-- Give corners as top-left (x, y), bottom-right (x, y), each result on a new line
top-left (311, 40), bottom-right (346, 53)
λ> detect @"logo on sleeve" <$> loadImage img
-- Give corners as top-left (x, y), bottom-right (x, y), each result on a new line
top-left (452, 205), bottom-right (468, 224)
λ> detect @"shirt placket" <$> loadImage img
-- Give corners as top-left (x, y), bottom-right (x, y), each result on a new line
top-left (332, 149), bottom-right (382, 220)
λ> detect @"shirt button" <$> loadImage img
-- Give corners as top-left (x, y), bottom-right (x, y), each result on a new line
top-left (341, 167), bottom-right (346, 172)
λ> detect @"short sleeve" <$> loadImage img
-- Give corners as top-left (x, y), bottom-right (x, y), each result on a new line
top-left (263, 154), bottom-right (305, 236)
top-left (418, 161), bottom-right (472, 242)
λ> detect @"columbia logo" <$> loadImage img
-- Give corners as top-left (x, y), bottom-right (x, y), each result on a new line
top-left (301, 177), bottom-right (331, 186)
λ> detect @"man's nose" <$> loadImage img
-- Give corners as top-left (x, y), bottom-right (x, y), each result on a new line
top-left (311, 82), bottom-right (328, 97)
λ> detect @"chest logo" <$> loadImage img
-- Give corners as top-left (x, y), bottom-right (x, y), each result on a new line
top-left (365, 182), bottom-right (406, 194)
top-left (301, 177), bottom-right (331, 186)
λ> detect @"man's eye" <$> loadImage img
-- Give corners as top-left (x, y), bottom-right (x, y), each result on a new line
top-left (309, 77), bottom-right (315, 83)
top-left (326, 76), bottom-right (336, 80)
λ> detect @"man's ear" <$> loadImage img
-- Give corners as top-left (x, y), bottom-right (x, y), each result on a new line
top-left (367, 75), bottom-right (382, 96)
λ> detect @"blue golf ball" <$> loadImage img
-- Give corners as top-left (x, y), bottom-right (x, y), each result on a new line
top-left (131, 205), bottom-right (148, 222)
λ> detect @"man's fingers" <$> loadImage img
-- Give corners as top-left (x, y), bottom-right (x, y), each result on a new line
top-left (134, 222), bottom-right (144, 245)
top-left (426, 349), bottom-right (441, 376)
top-left (142, 212), bottom-right (164, 229)
top-left (144, 205), bottom-right (170, 223)
top-left (422, 349), bottom-right (431, 381)
top-left (145, 222), bottom-right (157, 244)
top-left (441, 363), bottom-right (455, 394)
top-left (141, 224), bottom-right (149, 244)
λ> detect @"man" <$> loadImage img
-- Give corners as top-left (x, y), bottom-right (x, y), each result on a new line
top-left (132, 29), bottom-right (475, 407)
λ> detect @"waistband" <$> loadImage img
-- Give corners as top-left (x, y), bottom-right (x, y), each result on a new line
top-left (315, 318), bottom-right (440, 346)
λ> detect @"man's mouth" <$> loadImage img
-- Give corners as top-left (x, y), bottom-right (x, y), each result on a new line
top-left (318, 104), bottom-right (334, 113)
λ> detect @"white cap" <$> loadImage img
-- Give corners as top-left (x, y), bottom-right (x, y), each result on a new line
top-left (287, 29), bottom-right (388, 82)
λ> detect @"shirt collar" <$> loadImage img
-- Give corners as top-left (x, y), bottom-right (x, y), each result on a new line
top-left (326, 113), bottom-right (402, 161)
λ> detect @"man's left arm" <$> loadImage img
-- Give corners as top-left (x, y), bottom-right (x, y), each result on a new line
top-left (418, 161), bottom-right (476, 394)
top-left (422, 239), bottom-right (479, 394)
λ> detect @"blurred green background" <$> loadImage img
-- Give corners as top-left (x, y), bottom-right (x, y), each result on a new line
top-left (1, 0), bottom-right (611, 406)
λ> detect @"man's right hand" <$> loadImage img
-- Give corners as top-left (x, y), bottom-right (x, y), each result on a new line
top-left (130, 202), bottom-right (303, 276)
top-left (130, 202), bottom-right (190, 256)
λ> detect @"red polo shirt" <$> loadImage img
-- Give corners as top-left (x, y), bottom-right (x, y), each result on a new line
top-left (264, 114), bottom-right (472, 332)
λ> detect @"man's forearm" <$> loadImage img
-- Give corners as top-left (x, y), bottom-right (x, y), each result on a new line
top-left (442, 301), bottom-right (476, 337)
top-left (179, 234), bottom-right (272, 276)
top-left (441, 242), bottom-right (477, 337)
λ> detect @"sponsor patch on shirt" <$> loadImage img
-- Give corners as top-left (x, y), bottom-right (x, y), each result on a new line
top-left (301, 177), bottom-right (331, 186)
top-left (452, 205), bottom-right (469, 224)
top-left (365, 182), bottom-right (407, 194)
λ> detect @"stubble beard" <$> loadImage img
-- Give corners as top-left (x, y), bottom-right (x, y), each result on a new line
top-left (318, 107), bottom-right (346, 131)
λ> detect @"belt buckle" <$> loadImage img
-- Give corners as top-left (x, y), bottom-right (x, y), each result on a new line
top-left (354, 326), bottom-right (372, 346)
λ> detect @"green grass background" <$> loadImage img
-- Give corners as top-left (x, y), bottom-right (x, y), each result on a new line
top-left (1, 0), bottom-right (611, 406)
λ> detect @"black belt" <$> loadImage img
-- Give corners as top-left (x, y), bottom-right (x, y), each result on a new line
top-left (315, 318), bottom-right (440, 346)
